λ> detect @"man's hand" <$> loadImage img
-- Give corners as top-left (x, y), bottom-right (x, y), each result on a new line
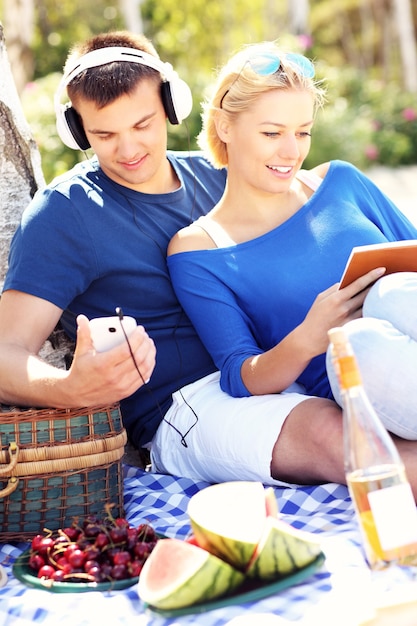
top-left (66, 314), bottom-right (156, 406)
top-left (0, 290), bottom-right (155, 411)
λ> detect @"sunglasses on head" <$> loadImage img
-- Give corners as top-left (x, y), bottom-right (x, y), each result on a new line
top-left (220, 51), bottom-right (315, 108)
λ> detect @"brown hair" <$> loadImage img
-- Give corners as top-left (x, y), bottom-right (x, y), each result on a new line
top-left (65, 31), bottom-right (161, 108)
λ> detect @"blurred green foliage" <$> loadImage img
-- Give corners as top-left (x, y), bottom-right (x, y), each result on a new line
top-left (6, 0), bottom-right (416, 181)
top-left (304, 64), bottom-right (417, 170)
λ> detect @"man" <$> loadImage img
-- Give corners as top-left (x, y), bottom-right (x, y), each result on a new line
top-left (0, 29), bottom-right (225, 443)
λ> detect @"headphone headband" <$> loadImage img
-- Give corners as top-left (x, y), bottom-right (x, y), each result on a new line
top-left (54, 45), bottom-right (193, 150)
top-left (62, 47), bottom-right (175, 85)
top-left (55, 47), bottom-right (177, 111)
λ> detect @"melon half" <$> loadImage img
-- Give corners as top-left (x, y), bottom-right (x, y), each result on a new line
top-left (137, 537), bottom-right (244, 610)
top-left (187, 481), bottom-right (322, 579)
top-left (187, 481), bottom-right (272, 570)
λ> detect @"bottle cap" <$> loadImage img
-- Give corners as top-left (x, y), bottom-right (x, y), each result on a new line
top-left (328, 327), bottom-right (347, 346)
top-left (328, 327), bottom-right (362, 389)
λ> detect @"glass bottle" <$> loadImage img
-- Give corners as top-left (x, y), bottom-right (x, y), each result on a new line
top-left (328, 326), bottom-right (417, 570)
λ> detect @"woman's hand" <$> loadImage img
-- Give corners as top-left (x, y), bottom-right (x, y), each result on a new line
top-left (300, 266), bottom-right (386, 356)
top-left (242, 267), bottom-right (385, 396)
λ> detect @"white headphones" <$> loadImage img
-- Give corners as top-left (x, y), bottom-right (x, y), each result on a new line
top-left (54, 46), bottom-right (193, 150)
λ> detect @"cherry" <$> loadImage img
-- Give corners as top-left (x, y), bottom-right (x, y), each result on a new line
top-left (112, 551), bottom-right (131, 567)
top-left (76, 536), bottom-right (91, 551)
top-left (137, 523), bottom-right (158, 542)
top-left (37, 537), bottom-right (54, 557)
top-left (31, 535), bottom-right (44, 552)
top-left (55, 556), bottom-right (69, 569)
top-left (60, 563), bottom-right (74, 576)
top-left (83, 546), bottom-right (100, 562)
top-left (109, 526), bottom-right (128, 544)
top-left (37, 564), bottom-right (55, 579)
top-left (129, 560), bottom-right (143, 577)
top-left (87, 565), bottom-right (102, 582)
top-left (52, 569), bottom-right (66, 582)
top-left (53, 535), bottom-right (68, 547)
top-left (114, 516), bottom-right (130, 527)
top-left (84, 559), bottom-right (100, 573)
top-left (29, 553), bottom-right (45, 571)
top-left (134, 542), bottom-right (151, 560)
top-left (111, 563), bottom-right (128, 580)
top-left (63, 527), bottom-right (80, 542)
top-left (68, 549), bottom-right (86, 569)
top-left (83, 514), bottom-right (100, 528)
top-left (84, 523), bottom-right (102, 538)
top-left (64, 544), bottom-right (78, 561)
top-left (100, 563), bottom-right (113, 579)
top-left (95, 532), bottom-right (110, 549)
top-left (106, 547), bottom-right (119, 563)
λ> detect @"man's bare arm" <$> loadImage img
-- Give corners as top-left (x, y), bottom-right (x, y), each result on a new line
top-left (0, 290), bottom-right (155, 407)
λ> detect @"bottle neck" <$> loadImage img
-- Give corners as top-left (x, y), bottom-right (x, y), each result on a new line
top-left (337, 354), bottom-right (362, 391)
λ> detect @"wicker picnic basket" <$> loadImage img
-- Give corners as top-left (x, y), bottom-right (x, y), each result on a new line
top-left (0, 403), bottom-right (126, 542)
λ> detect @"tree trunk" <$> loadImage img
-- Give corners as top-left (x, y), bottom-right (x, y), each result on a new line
top-left (0, 23), bottom-right (73, 369)
top-left (287, 0), bottom-right (310, 35)
top-left (392, 0), bottom-right (417, 92)
top-left (3, 0), bottom-right (35, 95)
top-left (119, 0), bottom-right (144, 33)
top-left (0, 22), bottom-right (44, 291)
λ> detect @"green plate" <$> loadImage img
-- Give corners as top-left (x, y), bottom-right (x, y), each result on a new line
top-left (144, 552), bottom-right (326, 617)
top-left (13, 549), bottom-right (139, 593)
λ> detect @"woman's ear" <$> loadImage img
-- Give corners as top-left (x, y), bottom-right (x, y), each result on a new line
top-left (215, 111), bottom-right (231, 144)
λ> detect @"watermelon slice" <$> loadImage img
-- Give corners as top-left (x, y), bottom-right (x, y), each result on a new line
top-left (246, 516), bottom-right (322, 580)
top-left (187, 481), bottom-right (268, 570)
top-left (137, 537), bottom-right (244, 610)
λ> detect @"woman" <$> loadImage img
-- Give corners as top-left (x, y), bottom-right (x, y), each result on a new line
top-left (167, 41), bottom-right (417, 474)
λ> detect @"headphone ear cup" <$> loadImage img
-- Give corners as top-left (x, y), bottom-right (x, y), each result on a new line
top-left (56, 104), bottom-right (90, 151)
top-left (161, 78), bottom-right (192, 125)
top-left (64, 106), bottom-right (90, 151)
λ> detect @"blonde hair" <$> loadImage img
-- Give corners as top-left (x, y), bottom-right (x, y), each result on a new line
top-left (198, 41), bottom-right (326, 169)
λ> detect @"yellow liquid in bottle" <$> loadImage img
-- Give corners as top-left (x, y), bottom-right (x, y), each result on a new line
top-left (347, 465), bottom-right (417, 569)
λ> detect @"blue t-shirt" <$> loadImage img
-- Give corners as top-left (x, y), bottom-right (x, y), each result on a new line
top-left (168, 160), bottom-right (417, 399)
top-left (4, 151), bottom-right (227, 447)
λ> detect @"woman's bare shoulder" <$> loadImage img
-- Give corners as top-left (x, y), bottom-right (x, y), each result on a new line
top-left (168, 223), bottom-right (216, 256)
top-left (310, 161), bottom-right (331, 179)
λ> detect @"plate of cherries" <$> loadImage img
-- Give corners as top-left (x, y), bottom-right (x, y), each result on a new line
top-left (13, 506), bottom-right (160, 593)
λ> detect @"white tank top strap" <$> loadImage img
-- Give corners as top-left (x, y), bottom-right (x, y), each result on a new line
top-left (193, 170), bottom-right (322, 248)
top-left (193, 215), bottom-right (236, 248)
top-left (296, 169), bottom-right (323, 191)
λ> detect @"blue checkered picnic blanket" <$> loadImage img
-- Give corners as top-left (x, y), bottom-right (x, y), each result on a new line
top-left (0, 465), bottom-right (374, 626)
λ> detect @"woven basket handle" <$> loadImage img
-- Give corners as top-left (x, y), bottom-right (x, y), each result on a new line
top-left (0, 441), bottom-right (19, 476)
top-left (0, 442), bottom-right (19, 497)
top-left (0, 476), bottom-right (19, 498)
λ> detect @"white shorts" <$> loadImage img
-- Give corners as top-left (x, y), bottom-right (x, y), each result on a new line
top-left (150, 372), bottom-right (309, 486)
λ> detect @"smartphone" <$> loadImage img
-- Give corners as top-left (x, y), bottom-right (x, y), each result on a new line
top-left (89, 315), bottom-right (137, 352)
